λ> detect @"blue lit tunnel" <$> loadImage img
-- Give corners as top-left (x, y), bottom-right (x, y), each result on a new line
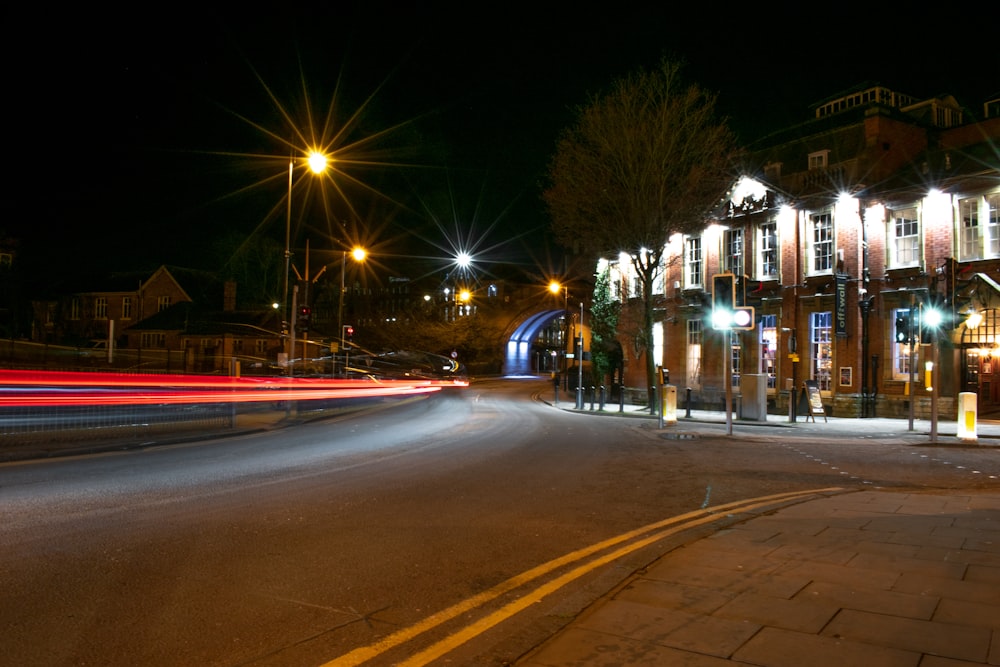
top-left (502, 309), bottom-right (565, 376)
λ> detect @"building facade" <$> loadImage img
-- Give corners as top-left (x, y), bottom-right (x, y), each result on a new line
top-left (609, 84), bottom-right (1000, 418)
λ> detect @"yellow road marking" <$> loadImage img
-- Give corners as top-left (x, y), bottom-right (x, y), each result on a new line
top-left (322, 487), bottom-right (843, 666)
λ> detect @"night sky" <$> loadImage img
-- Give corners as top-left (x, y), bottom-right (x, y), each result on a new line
top-left (14, 4), bottom-right (996, 288)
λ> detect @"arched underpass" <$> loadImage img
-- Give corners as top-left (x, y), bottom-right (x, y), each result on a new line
top-left (502, 308), bottom-right (565, 376)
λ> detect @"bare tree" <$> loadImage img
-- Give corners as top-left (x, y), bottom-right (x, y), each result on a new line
top-left (544, 59), bottom-right (737, 392)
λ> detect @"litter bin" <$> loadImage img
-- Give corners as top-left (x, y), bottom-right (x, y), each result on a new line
top-left (662, 384), bottom-right (677, 424)
top-left (740, 374), bottom-right (768, 422)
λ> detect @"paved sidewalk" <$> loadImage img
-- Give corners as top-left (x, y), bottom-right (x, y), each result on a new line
top-left (553, 395), bottom-right (1000, 445)
top-left (517, 489), bottom-right (1000, 666)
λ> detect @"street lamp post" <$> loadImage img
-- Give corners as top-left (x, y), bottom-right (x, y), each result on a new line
top-left (282, 150), bottom-right (329, 372)
top-left (549, 281), bottom-right (569, 386)
top-left (337, 246), bottom-right (367, 376)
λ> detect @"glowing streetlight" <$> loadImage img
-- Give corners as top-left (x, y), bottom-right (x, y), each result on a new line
top-left (283, 149), bottom-right (331, 371)
top-left (337, 246), bottom-right (367, 375)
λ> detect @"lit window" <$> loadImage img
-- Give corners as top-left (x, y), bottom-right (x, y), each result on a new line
top-left (959, 197), bottom-right (981, 260)
top-left (757, 221), bottom-right (778, 279)
top-left (988, 194), bottom-right (999, 257)
top-left (731, 337), bottom-right (742, 388)
top-left (122, 297), bottom-right (132, 320)
top-left (685, 237), bottom-right (702, 288)
top-left (686, 319), bottom-right (702, 390)
top-left (809, 213), bottom-right (833, 274)
top-left (760, 314), bottom-right (777, 389)
top-left (723, 228), bottom-right (743, 276)
top-left (891, 207), bottom-right (920, 266)
top-left (810, 311), bottom-right (832, 391)
top-left (893, 307), bottom-right (915, 379)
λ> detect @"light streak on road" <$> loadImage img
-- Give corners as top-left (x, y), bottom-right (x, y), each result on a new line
top-left (0, 370), bottom-right (467, 408)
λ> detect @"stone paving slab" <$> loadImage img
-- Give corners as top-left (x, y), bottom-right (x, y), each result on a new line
top-left (516, 490), bottom-right (1000, 667)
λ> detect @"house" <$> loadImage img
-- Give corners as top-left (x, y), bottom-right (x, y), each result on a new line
top-left (608, 83), bottom-right (1000, 418)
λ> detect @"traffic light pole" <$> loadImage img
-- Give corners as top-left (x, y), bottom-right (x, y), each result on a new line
top-left (725, 329), bottom-right (733, 435)
top-left (289, 285), bottom-right (298, 377)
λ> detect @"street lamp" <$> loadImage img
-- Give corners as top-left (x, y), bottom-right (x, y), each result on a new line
top-left (283, 150), bottom-right (330, 370)
top-left (337, 246), bottom-right (367, 375)
top-left (549, 281), bottom-right (569, 382)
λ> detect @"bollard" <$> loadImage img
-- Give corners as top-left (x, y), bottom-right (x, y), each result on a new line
top-left (650, 386), bottom-right (657, 415)
top-left (576, 385), bottom-right (583, 410)
top-left (619, 388), bottom-right (625, 413)
top-left (590, 386), bottom-right (596, 411)
top-left (685, 386), bottom-right (692, 418)
top-left (599, 385), bottom-right (606, 410)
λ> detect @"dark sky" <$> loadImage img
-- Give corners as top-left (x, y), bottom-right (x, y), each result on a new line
top-left (14, 4), bottom-right (997, 286)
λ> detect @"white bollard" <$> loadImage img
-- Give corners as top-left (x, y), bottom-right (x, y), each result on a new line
top-left (957, 392), bottom-right (977, 442)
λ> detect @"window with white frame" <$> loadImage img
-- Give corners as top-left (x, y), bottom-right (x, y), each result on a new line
top-left (95, 297), bottom-right (108, 320)
top-left (988, 194), bottom-right (999, 257)
top-left (158, 296), bottom-right (171, 312)
top-left (809, 212), bottom-right (833, 274)
top-left (810, 311), bottom-right (832, 391)
top-left (122, 296), bottom-right (132, 320)
top-left (891, 207), bottom-right (920, 267)
top-left (70, 297), bottom-right (81, 320)
top-left (723, 228), bottom-right (743, 276)
top-left (808, 150), bottom-right (829, 170)
top-left (959, 197), bottom-right (981, 260)
top-left (255, 340), bottom-right (268, 355)
top-left (686, 319), bottom-right (702, 389)
top-left (757, 220), bottom-right (778, 279)
top-left (684, 237), bottom-right (703, 288)
top-left (760, 314), bottom-right (777, 389)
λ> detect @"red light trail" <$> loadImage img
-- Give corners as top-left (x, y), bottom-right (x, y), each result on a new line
top-left (0, 370), bottom-right (468, 408)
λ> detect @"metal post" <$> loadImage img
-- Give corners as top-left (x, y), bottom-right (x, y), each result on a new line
top-left (725, 329), bottom-right (733, 435)
top-left (908, 294), bottom-right (916, 431)
top-left (599, 385), bottom-right (605, 410)
top-left (283, 156), bottom-right (294, 372)
top-left (577, 301), bottom-right (584, 409)
top-left (685, 387), bottom-right (692, 418)
top-left (930, 331), bottom-right (939, 442)
top-left (289, 285), bottom-right (298, 377)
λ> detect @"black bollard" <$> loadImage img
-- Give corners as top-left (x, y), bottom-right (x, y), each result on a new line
top-left (650, 386), bottom-right (657, 414)
top-left (599, 385), bottom-right (606, 410)
top-left (685, 386), bottom-right (692, 418)
top-left (590, 386), bottom-right (596, 411)
top-left (619, 388), bottom-right (625, 413)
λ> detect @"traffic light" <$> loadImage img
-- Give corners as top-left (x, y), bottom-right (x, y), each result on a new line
top-left (342, 324), bottom-right (354, 342)
top-left (920, 306), bottom-right (943, 343)
top-left (297, 305), bottom-right (312, 330)
top-left (712, 273), bottom-right (735, 310)
top-left (895, 312), bottom-right (910, 344)
top-left (712, 273), bottom-right (735, 330)
top-left (731, 306), bottom-right (756, 330)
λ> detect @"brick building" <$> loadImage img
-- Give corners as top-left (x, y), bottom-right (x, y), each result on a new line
top-left (608, 84), bottom-right (1000, 418)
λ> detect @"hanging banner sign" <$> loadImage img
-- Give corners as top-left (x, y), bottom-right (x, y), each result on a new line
top-left (835, 274), bottom-right (848, 337)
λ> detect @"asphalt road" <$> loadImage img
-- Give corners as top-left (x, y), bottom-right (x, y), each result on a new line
top-left (1, 377), bottom-right (994, 666)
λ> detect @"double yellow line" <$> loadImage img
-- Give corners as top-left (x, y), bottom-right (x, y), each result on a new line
top-left (323, 487), bottom-right (844, 666)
